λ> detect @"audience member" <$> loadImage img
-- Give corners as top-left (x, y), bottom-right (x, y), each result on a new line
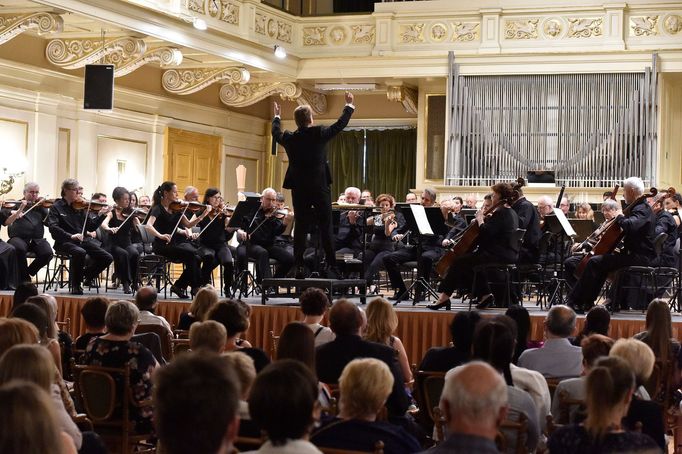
top-left (233, 299), bottom-right (254, 348)
top-left (419, 311), bottom-right (481, 372)
top-left (312, 358), bottom-right (420, 454)
top-left (547, 356), bottom-right (659, 453)
top-left (315, 299), bottom-right (409, 418)
top-left (42, 293), bottom-right (74, 374)
top-left (551, 334), bottom-right (614, 423)
top-left (518, 305), bottom-right (582, 377)
top-left (12, 281), bottom-right (38, 307)
top-left (74, 296), bottom-right (110, 350)
top-left (82, 300), bottom-right (156, 434)
top-left (634, 299), bottom-right (680, 364)
top-left (364, 298), bottom-right (413, 383)
top-left (505, 305), bottom-right (542, 364)
top-left (0, 317), bottom-right (39, 356)
top-left (10, 301), bottom-right (62, 373)
top-left (245, 360), bottom-right (322, 453)
top-left (572, 305), bottom-right (610, 346)
top-left (134, 286), bottom-right (172, 332)
top-left (178, 286), bottom-right (219, 330)
top-left (189, 320), bottom-right (227, 353)
top-left (300, 288), bottom-right (335, 347)
top-left (154, 353), bottom-right (240, 454)
top-left (222, 352), bottom-right (259, 438)
top-left (0, 381), bottom-right (77, 454)
top-left (424, 361), bottom-right (508, 453)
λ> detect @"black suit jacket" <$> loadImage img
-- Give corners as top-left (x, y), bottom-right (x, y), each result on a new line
top-left (512, 197), bottom-right (541, 261)
top-left (272, 106), bottom-right (354, 191)
top-left (617, 198), bottom-right (656, 259)
top-left (316, 334), bottom-right (409, 417)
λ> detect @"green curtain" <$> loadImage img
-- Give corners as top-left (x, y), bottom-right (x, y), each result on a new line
top-left (365, 128), bottom-right (417, 199)
top-left (327, 130), bottom-right (364, 199)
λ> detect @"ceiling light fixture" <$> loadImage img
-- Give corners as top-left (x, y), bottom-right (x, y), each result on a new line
top-left (274, 45), bottom-right (287, 59)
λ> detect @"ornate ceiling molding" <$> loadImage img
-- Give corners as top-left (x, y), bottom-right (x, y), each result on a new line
top-left (162, 67), bottom-right (250, 95)
top-left (46, 37), bottom-right (146, 70)
top-left (113, 47), bottom-right (183, 78)
top-left (386, 86), bottom-right (417, 114)
top-left (219, 82), bottom-right (326, 114)
top-left (0, 12), bottom-right (63, 46)
top-left (297, 88), bottom-right (327, 115)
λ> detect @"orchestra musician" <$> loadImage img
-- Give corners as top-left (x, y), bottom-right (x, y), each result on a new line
top-left (335, 187), bottom-right (365, 259)
top-left (559, 196), bottom-right (570, 215)
top-left (464, 194), bottom-right (478, 209)
top-left (197, 188), bottom-right (236, 295)
top-left (566, 177), bottom-right (656, 312)
top-left (145, 181), bottom-right (212, 299)
top-left (405, 192), bottom-right (418, 204)
top-left (383, 187), bottom-right (442, 302)
top-left (650, 192), bottom-right (679, 268)
top-left (440, 198), bottom-right (468, 247)
top-left (100, 187), bottom-right (141, 294)
top-left (5, 182), bottom-right (54, 283)
top-left (510, 182), bottom-right (541, 264)
top-left (47, 179), bottom-right (114, 295)
top-left (272, 91), bottom-right (355, 280)
top-left (0, 199), bottom-right (25, 289)
top-left (364, 194), bottom-right (404, 287)
top-left (536, 195), bottom-right (554, 222)
top-left (236, 188), bottom-right (294, 283)
top-left (361, 189), bottom-right (374, 207)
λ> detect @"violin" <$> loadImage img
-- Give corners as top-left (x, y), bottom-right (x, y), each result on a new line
top-left (71, 198), bottom-right (110, 212)
top-left (168, 200), bottom-right (208, 213)
top-left (211, 202), bottom-right (235, 219)
top-left (1, 200), bottom-right (22, 209)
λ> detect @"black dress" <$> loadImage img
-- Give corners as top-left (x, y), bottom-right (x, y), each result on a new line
top-left (197, 214), bottom-right (235, 291)
top-left (106, 211), bottom-right (140, 286)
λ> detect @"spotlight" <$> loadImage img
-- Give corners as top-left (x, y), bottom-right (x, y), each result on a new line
top-left (193, 18), bottom-right (207, 30)
top-left (274, 45), bottom-right (287, 59)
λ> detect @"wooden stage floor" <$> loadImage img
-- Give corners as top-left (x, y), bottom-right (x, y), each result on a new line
top-left (2, 288), bottom-right (681, 364)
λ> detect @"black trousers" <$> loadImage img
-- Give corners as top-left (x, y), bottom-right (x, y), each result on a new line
top-left (8, 237), bottom-right (53, 282)
top-left (54, 239), bottom-right (113, 288)
top-left (108, 244), bottom-right (140, 285)
top-left (437, 251), bottom-right (497, 298)
top-left (237, 243), bottom-right (294, 282)
top-left (198, 244), bottom-right (235, 289)
top-left (153, 241), bottom-right (201, 289)
top-left (0, 241), bottom-right (18, 289)
top-left (291, 187), bottom-right (334, 268)
top-left (364, 244), bottom-right (394, 283)
top-left (383, 246), bottom-right (442, 292)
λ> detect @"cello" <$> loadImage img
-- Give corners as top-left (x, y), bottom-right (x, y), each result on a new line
top-left (575, 186), bottom-right (657, 277)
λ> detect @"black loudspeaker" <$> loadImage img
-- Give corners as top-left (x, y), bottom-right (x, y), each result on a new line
top-left (83, 64), bottom-right (114, 110)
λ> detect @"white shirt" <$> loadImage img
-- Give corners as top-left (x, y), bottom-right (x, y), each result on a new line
top-left (510, 363), bottom-right (551, 431)
top-left (243, 439), bottom-right (322, 454)
top-left (306, 323), bottom-right (335, 348)
top-left (138, 310), bottom-right (172, 332)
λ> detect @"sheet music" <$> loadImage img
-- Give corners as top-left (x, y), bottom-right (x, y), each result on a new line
top-left (553, 208), bottom-right (576, 237)
top-left (410, 204), bottom-right (434, 236)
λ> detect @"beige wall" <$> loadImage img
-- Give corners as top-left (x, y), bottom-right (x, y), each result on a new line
top-left (658, 73), bottom-right (682, 190)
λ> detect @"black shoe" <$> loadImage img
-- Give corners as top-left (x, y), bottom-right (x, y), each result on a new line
top-left (295, 266), bottom-right (306, 280)
top-left (388, 289), bottom-right (408, 301)
top-left (170, 285), bottom-right (189, 299)
top-left (122, 283), bottom-right (132, 294)
top-left (327, 266), bottom-right (342, 280)
top-left (427, 299), bottom-right (451, 311)
top-left (71, 286), bottom-right (84, 295)
top-left (83, 277), bottom-right (95, 288)
top-left (413, 291), bottom-right (424, 303)
top-left (475, 294), bottom-right (495, 310)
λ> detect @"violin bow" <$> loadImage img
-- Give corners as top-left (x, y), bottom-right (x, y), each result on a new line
top-left (168, 204), bottom-right (190, 243)
top-left (21, 195), bottom-right (48, 216)
top-left (79, 200), bottom-right (92, 242)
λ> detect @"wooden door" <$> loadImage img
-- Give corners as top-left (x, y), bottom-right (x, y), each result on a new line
top-left (164, 127), bottom-right (221, 196)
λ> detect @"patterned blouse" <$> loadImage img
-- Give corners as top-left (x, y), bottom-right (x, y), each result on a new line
top-left (83, 337), bottom-right (156, 433)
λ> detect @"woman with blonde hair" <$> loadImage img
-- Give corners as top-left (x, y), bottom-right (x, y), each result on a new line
top-left (575, 202), bottom-right (595, 221)
top-left (0, 318), bottom-right (39, 357)
top-left (177, 286), bottom-right (220, 330)
top-left (10, 300), bottom-right (62, 375)
top-left (363, 298), bottom-right (413, 383)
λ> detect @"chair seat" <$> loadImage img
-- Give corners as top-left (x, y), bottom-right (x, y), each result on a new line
top-left (624, 266), bottom-right (654, 273)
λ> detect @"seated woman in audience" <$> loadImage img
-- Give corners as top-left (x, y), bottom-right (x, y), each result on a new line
top-left (10, 302), bottom-right (62, 374)
top-left (82, 300), bottom-right (157, 434)
top-left (189, 320), bottom-right (227, 353)
top-left (609, 338), bottom-right (665, 450)
top-left (0, 381), bottom-right (77, 454)
top-left (505, 305), bottom-right (542, 364)
top-left (277, 322), bottom-right (332, 407)
top-left (548, 356), bottom-right (659, 453)
top-left (42, 293), bottom-right (74, 375)
top-left (472, 320), bottom-right (540, 452)
top-left (245, 360), bottom-right (322, 454)
top-left (177, 286), bottom-right (219, 330)
top-left (364, 298), bottom-right (413, 384)
top-left (0, 317), bottom-right (39, 357)
top-left (634, 299), bottom-right (680, 370)
top-left (572, 305), bottom-right (610, 347)
top-left (419, 310), bottom-right (480, 372)
top-left (207, 299), bottom-right (269, 372)
top-left (311, 358), bottom-right (421, 454)
top-left (74, 297), bottom-right (110, 350)
top-left (551, 334), bottom-right (614, 423)
top-left (234, 299), bottom-right (253, 348)
top-left (0, 344), bottom-right (82, 451)
top-left (299, 288), bottom-right (335, 347)
top-left (222, 352), bottom-right (259, 439)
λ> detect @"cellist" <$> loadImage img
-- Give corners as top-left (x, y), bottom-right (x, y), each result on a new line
top-left (567, 177), bottom-right (656, 312)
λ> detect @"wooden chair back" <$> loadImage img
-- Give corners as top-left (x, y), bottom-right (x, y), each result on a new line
top-left (269, 330), bottom-right (279, 360)
top-left (496, 412), bottom-right (529, 454)
top-left (318, 441), bottom-right (384, 454)
top-left (173, 329), bottom-right (190, 339)
top-left (545, 377), bottom-right (562, 402)
top-left (414, 371), bottom-right (446, 425)
top-left (433, 406), bottom-right (446, 443)
top-left (171, 339), bottom-right (191, 357)
top-left (57, 317), bottom-right (71, 337)
top-left (557, 389), bottom-right (585, 424)
top-left (234, 436), bottom-right (266, 452)
top-left (136, 324), bottom-right (174, 362)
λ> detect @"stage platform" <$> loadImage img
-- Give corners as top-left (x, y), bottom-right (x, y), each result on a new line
top-left (2, 287), bottom-right (682, 364)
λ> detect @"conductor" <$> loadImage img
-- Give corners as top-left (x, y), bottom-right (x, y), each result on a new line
top-left (272, 92), bottom-right (355, 279)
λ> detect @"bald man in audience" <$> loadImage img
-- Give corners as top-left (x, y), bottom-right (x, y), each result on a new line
top-left (135, 286), bottom-right (172, 332)
top-left (421, 361), bottom-right (507, 453)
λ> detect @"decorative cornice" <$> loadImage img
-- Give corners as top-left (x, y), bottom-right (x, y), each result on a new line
top-left (452, 22), bottom-right (479, 42)
top-left (567, 18), bottom-right (603, 38)
top-left (46, 37), bottom-right (146, 70)
top-left (630, 16), bottom-right (659, 37)
top-left (386, 85), bottom-right (417, 115)
top-left (297, 87), bottom-right (327, 115)
top-left (162, 67), bottom-right (250, 95)
top-left (505, 19), bottom-right (539, 40)
top-left (400, 24), bottom-right (425, 43)
top-left (219, 81), bottom-right (300, 108)
top-left (664, 15), bottom-right (682, 35)
top-left (113, 47), bottom-right (183, 78)
top-left (0, 12), bottom-right (63, 46)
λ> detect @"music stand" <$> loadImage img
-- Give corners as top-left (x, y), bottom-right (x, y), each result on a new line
top-left (392, 204), bottom-right (443, 306)
top-left (230, 198), bottom-right (264, 299)
top-left (544, 209), bottom-right (576, 308)
top-left (568, 219), bottom-right (595, 243)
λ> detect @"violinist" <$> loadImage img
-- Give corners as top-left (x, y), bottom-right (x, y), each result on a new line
top-left (47, 179), bottom-right (113, 294)
top-left (145, 181), bottom-right (211, 299)
top-left (511, 181), bottom-right (541, 264)
top-left (0, 198), bottom-right (26, 289)
top-left (274, 192), bottom-right (294, 254)
top-left (235, 188), bottom-right (294, 283)
top-left (649, 192), bottom-right (678, 268)
top-left (364, 194), bottom-right (404, 287)
top-left (567, 177), bottom-right (656, 312)
top-left (128, 191), bottom-right (147, 249)
top-left (5, 182), bottom-right (54, 283)
top-left (197, 188), bottom-right (236, 295)
top-left (443, 197), bottom-right (467, 234)
top-left (665, 193), bottom-right (682, 228)
top-left (428, 183), bottom-right (520, 311)
top-left (100, 187), bottom-right (141, 294)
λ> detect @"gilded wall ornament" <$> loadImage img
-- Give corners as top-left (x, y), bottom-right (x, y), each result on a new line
top-left (452, 22), bottom-right (479, 42)
top-left (255, 13), bottom-right (266, 35)
top-left (351, 25), bottom-right (375, 44)
top-left (504, 19), bottom-right (539, 40)
top-left (221, 2), bottom-right (239, 25)
top-left (162, 67), bottom-right (250, 95)
top-left (113, 47), bottom-right (183, 78)
top-left (277, 22), bottom-right (292, 43)
top-left (567, 18), bottom-right (603, 38)
top-left (303, 27), bottom-right (327, 46)
top-left (207, 0), bottom-right (220, 18)
top-left (664, 15), bottom-right (682, 34)
top-left (631, 16), bottom-right (659, 36)
top-left (330, 26), bottom-right (346, 44)
top-left (386, 86), bottom-right (417, 114)
top-left (219, 82), bottom-right (301, 107)
top-left (188, 0), bottom-right (204, 14)
top-left (298, 88), bottom-right (327, 114)
top-left (543, 19), bottom-right (562, 38)
top-left (46, 37), bottom-right (146, 69)
top-left (267, 19), bottom-right (277, 38)
top-left (431, 23), bottom-right (447, 42)
top-left (0, 12), bottom-right (63, 46)
top-left (400, 24), bottom-right (425, 43)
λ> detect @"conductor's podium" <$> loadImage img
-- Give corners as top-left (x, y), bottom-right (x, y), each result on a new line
top-left (260, 278), bottom-right (368, 305)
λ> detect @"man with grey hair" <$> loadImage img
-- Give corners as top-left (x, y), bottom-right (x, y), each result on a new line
top-left (335, 186), bottom-right (364, 263)
top-left (421, 361), bottom-right (507, 453)
top-left (567, 176), bottom-right (656, 311)
top-left (536, 195), bottom-right (554, 219)
top-left (184, 186), bottom-right (199, 202)
top-left (464, 194), bottom-right (477, 209)
top-left (519, 305), bottom-right (583, 377)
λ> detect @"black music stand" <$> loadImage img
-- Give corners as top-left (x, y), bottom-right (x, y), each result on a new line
top-left (230, 198), bottom-right (264, 299)
top-left (544, 210), bottom-right (576, 308)
top-left (569, 219), bottom-right (595, 244)
top-left (392, 205), bottom-right (445, 306)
